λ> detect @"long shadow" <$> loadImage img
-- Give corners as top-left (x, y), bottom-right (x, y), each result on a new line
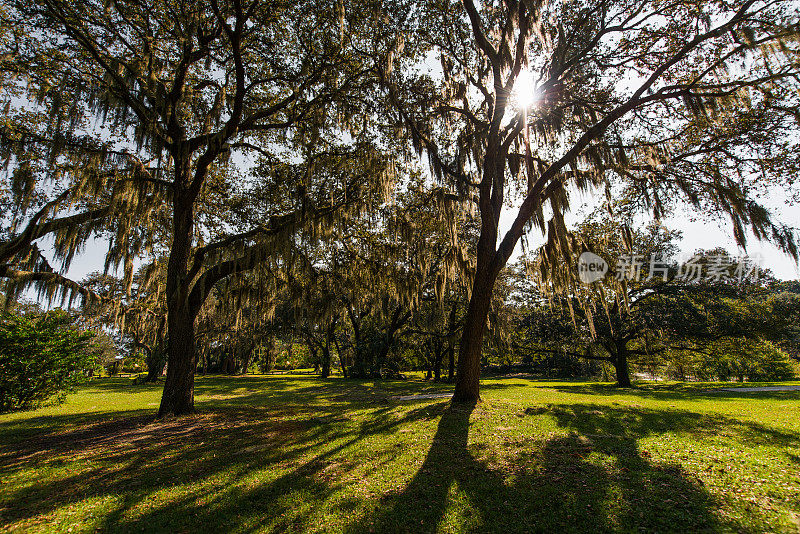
top-left (0, 395), bottom-right (445, 532)
top-left (543, 403), bottom-right (800, 446)
top-left (351, 401), bottom-right (477, 533)
top-left (470, 376), bottom-right (800, 402)
top-left (357, 402), bottom-right (741, 533)
top-left (88, 402), bottom-right (446, 533)
top-left (547, 382), bottom-right (800, 401)
top-left (0, 376), bottom-right (445, 463)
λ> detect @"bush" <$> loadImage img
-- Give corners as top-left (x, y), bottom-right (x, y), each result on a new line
top-left (0, 310), bottom-right (98, 412)
top-left (741, 340), bottom-right (798, 381)
top-left (671, 338), bottom-right (799, 382)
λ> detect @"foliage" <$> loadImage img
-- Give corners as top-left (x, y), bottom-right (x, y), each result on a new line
top-left (0, 309), bottom-right (97, 411)
top-left (379, 0), bottom-right (800, 400)
top-left (667, 339), bottom-right (798, 382)
top-left (505, 212), bottom-right (799, 384)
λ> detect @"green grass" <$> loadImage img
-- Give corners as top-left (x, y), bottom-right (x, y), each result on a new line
top-left (1, 375), bottom-right (799, 533)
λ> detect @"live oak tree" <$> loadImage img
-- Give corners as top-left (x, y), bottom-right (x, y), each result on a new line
top-left (525, 214), bottom-right (686, 386)
top-left (0, 4), bottom-right (169, 304)
top-left (655, 268), bottom-right (799, 381)
top-left (380, 0), bottom-right (800, 400)
top-left (517, 209), bottom-right (795, 385)
top-left (0, 95), bottom-right (164, 307)
top-left (410, 295), bottom-right (462, 381)
top-left (195, 268), bottom-right (283, 375)
top-left (295, 180), bottom-right (471, 379)
top-left (2, 0), bottom-right (398, 415)
top-left (82, 264), bottom-right (169, 382)
top-left (3, 0), bottom-right (798, 413)
top-left (281, 254), bottom-right (342, 378)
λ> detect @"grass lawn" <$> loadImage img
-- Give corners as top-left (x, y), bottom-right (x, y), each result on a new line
top-left (1, 375), bottom-right (799, 533)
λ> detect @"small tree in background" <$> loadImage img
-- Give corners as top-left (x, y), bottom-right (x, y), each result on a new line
top-left (0, 309), bottom-right (98, 412)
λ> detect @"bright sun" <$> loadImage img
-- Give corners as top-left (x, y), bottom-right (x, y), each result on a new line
top-left (512, 68), bottom-right (538, 110)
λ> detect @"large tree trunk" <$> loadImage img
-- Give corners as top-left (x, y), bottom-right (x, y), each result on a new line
top-left (346, 305), bottom-right (368, 378)
top-left (159, 304), bottom-right (197, 415)
top-left (453, 143), bottom-right (508, 402)
top-left (453, 263), bottom-right (497, 401)
top-left (262, 337), bottom-right (277, 373)
top-left (223, 349), bottom-right (236, 374)
top-left (158, 189), bottom-right (197, 417)
top-left (239, 341), bottom-right (255, 375)
top-left (374, 307), bottom-right (409, 378)
top-left (321, 345), bottom-right (331, 378)
top-left (321, 316), bottom-right (338, 379)
top-left (613, 341), bottom-right (632, 387)
top-left (307, 341), bottom-right (319, 373)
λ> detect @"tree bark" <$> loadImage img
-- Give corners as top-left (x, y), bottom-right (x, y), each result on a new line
top-left (239, 342), bottom-right (255, 374)
top-left (307, 341), bottom-right (319, 373)
top-left (613, 341), bottom-right (632, 387)
top-left (373, 307), bottom-right (410, 377)
top-left (264, 337), bottom-right (277, 372)
top-left (158, 186), bottom-right (198, 417)
top-left (334, 338), bottom-right (347, 378)
top-left (158, 302), bottom-right (197, 415)
top-left (346, 304), bottom-right (367, 378)
top-left (453, 140), bottom-right (507, 401)
top-left (453, 275), bottom-right (495, 400)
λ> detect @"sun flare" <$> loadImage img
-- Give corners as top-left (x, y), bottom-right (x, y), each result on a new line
top-left (512, 68), bottom-right (538, 110)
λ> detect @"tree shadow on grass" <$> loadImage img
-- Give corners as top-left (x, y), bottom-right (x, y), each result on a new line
top-left (0, 399), bottom-right (445, 533)
top-left (356, 402), bottom-right (746, 533)
top-left (547, 382), bottom-right (800, 402)
top-left (189, 375), bottom-right (454, 415)
top-left (545, 403), bottom-right (800, 447)
top-left (86, 402), bottom-right (450, 533)
top-left (3, 376), bottom-right (796, 532)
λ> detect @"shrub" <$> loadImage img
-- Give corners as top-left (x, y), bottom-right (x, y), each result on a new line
top-left (692, 338), bottom-right (797, 382)
top-left (742, 340), bottom-right (798, 381)
top-left (0, 310), bottom-right (98, 412)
